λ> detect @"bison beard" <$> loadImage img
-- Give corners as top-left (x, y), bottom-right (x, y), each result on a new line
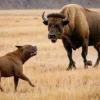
top-left (51, 38), bottom-right (57, 43)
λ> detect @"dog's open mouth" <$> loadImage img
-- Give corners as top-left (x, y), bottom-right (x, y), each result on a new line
top-left (51, 38), bottom-right (57, 43)
top-left (30, 51), bottom-right (37, 56)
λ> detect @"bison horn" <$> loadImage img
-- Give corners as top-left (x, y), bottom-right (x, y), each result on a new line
top-left (63, 12), bottom-right (70, 21)
top-left (42, 11), bottom-right (47, 21)
top-left (42, 12), bottom-right (48, 25)
top-left (62, 12), bottom-right (70, 25)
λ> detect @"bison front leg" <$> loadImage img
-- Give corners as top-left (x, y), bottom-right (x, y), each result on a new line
top-left (81, 38), bottom-right (90, 68)
top-left (62, 39), bottom-right (76, 70)
top-left (67, 47), bottom-right (76, 70)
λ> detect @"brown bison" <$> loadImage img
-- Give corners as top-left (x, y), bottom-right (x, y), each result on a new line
top-left (42, 4), bottom-right (100, 70)
top-left (0, 45), bottom-right (37, 92)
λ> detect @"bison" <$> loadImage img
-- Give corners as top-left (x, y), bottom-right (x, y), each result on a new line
top-left (42, 4), bottom-right (100, 70)
top-left (0, 45), bottom-right (37, 92)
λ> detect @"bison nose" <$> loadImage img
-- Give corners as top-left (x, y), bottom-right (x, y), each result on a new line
top-left (48, 33), bottom-right (56, 39)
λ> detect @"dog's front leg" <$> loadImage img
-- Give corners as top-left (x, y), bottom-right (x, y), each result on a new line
top-left (14, 76), bottom-right (19, 92)
top-left (17, 73), bottom-right (35, 87)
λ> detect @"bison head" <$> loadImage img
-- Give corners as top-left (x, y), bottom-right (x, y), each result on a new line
top-left (42, 12), bottom-right (69, 43)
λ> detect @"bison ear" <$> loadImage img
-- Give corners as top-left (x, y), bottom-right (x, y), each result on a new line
top-left (15, 46), bottom-right (22, 49)
top-left (62, 20), bottom-right (69, 26)
top-left (43, 21), bottom-right (48, 25)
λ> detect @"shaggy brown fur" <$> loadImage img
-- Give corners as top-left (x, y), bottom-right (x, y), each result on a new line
top-left (42, 4), bottom-right (100, 70)
top-left (0, 45), bottom-right (37, 92)
top-left (47, 13), bottom-right (65, 19)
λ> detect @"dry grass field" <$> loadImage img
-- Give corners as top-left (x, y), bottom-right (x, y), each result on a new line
top-left (0, 9), bottom-right (100, 100)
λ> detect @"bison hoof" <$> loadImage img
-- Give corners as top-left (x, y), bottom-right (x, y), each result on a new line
top-left (31, 84), bottom-right (35, 87)
top-left (0, 88), bottom-right (4, 92)
top-left (66, 67), bottom-right (72, 71)
top-left (94, 63), bottom-right (99, 67)
top-left (87, 61), bottom-right (92, 66)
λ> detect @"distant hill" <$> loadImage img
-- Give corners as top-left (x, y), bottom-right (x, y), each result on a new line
top-left (0, 0), bottom-right (100, 9)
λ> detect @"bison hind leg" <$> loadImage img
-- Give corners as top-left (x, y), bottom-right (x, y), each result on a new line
top-left (94, 44), bottom-right (100, 67)
top-left (0, 87), bottom-right (4, 92)
top-left (0, 71), bottom-right (4, 92)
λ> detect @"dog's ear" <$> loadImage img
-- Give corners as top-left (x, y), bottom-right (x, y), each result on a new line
top-left (15, 46), bottom-right (22, 50)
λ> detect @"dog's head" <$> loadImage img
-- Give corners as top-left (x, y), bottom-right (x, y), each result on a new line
top-left (16, 45), bottom-right (37, 60)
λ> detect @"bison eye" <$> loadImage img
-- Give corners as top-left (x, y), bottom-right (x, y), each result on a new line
top-left (49, 24), bottom-right (52, 28)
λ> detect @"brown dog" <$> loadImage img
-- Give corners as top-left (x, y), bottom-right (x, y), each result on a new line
top-left (0, 45), bottom-right (37, 92)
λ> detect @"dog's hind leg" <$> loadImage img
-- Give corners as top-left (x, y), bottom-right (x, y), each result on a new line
top-left (14, 76), bottom-right (19, 92)
top-left (0, 71), bottom-right (4, 92)
top-left (17, 73), bottom-right (35, 87)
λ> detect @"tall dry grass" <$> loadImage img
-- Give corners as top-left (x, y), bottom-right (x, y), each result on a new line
top-left (0, 9), bottom-right (99, 100)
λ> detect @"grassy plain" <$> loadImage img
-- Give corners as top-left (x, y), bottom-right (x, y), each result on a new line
top-left (0, 9), bottom-right (100, 100)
